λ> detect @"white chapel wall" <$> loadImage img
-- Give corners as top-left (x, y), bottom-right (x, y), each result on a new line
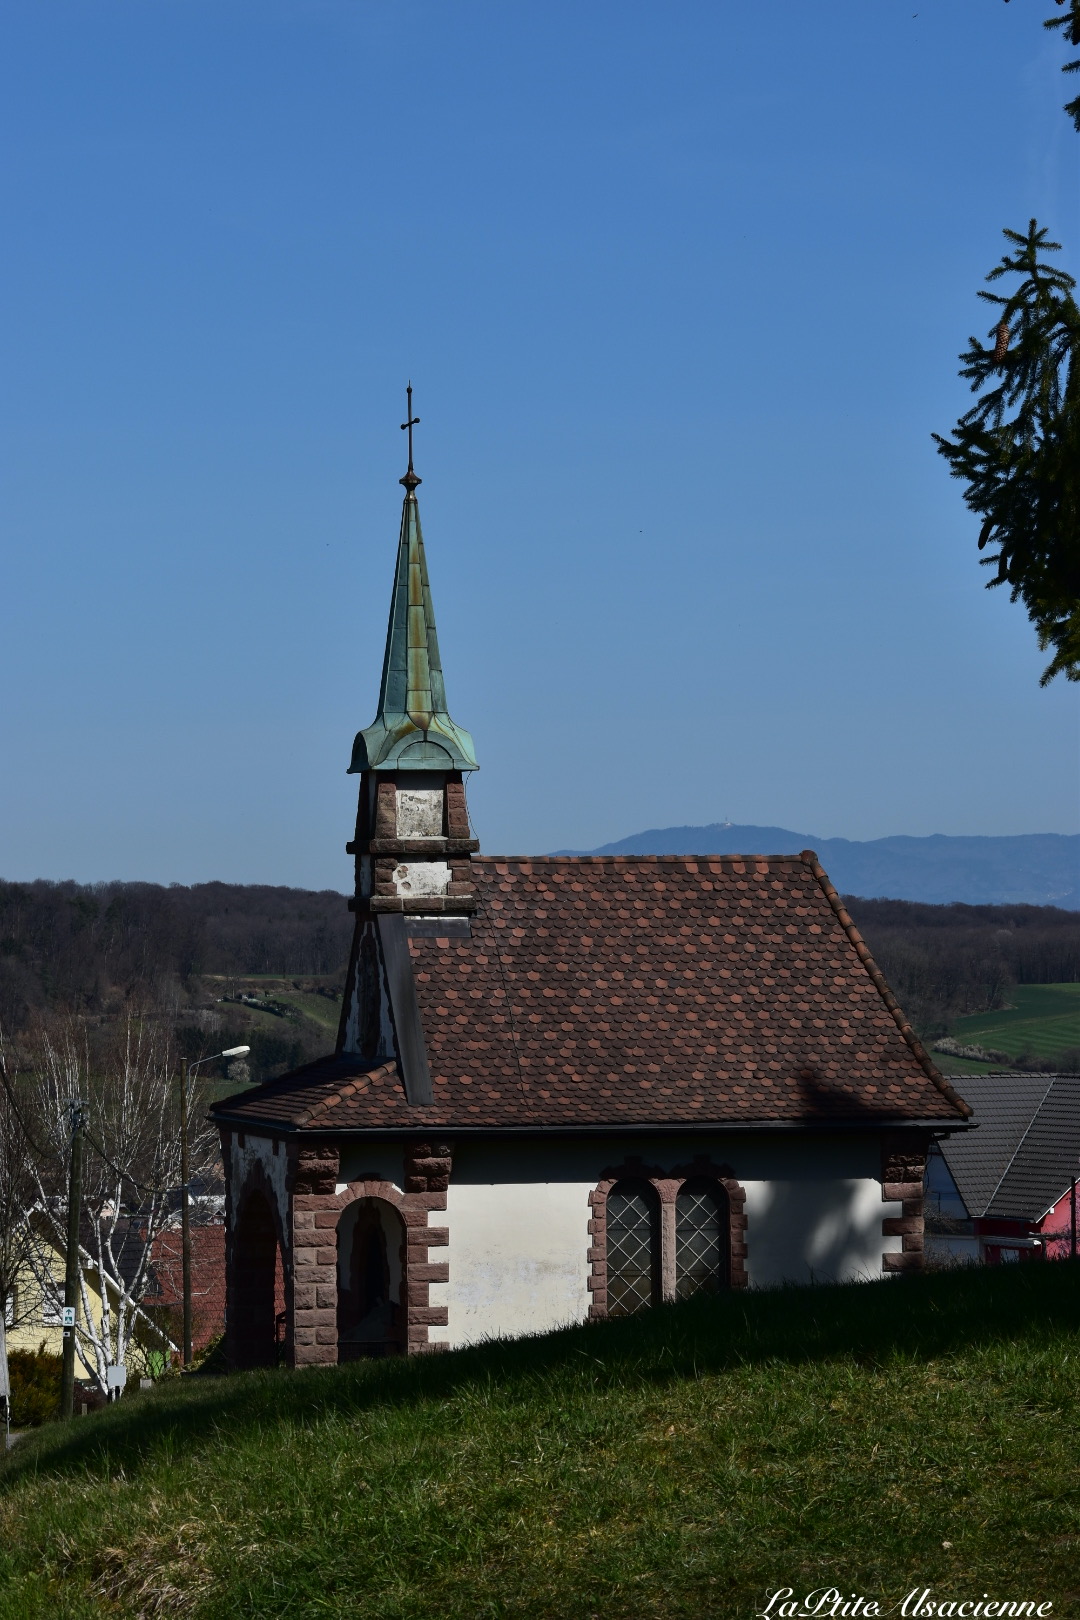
top-left (429, 1134), bottom-right (901, 1347)
top-left (429, 1141), bottom-right (593, 1347)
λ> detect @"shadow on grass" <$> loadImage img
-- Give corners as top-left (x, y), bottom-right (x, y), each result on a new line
top-left (5, 1261), bottom-right (1079, 1489)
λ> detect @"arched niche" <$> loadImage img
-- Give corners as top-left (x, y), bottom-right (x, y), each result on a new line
top-left (336, 1197), bottom-right (406, 1360)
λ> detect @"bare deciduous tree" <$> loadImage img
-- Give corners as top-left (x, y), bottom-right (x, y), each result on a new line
top-left (0, 1039), bottom-right (42, 1422)
top-left (19, 1018), bottom-right (219, 1394)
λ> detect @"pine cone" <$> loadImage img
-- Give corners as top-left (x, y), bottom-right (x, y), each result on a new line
top-left (994, 323), bottom-right (1009, 362)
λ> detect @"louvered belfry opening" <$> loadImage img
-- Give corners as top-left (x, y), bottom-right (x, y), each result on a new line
top-left (606, 1180), bottom-right (661, 1315)
top-left (675, 1179), bottom-right (729, 1299)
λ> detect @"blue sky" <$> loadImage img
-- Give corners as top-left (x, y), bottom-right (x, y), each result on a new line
top-left (2, 0), bottom-right (1078, 890)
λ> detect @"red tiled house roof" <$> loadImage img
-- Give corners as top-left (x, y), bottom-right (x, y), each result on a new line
top-left (213, 852), bottom-right (969, 1135)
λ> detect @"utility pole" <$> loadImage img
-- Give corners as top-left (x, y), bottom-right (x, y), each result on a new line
top-left (180, 1056), bottom-right (192, 1367)
top-left (60, 1100), bottom-right (83, 1421)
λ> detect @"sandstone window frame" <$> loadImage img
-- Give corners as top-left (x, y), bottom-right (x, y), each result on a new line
top-left (588, 1155), bottom-right (747, 1318)
top-left (283, 1141), bottom-right (453, 1367)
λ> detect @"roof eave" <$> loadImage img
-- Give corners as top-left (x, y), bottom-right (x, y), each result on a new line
top-left (209, 1111), bottom-right (973, 1140)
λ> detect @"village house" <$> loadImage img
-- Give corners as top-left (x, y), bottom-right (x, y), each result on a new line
top-left (143, 1222), bottom-right (228, 1355)
top-left (4, 1215), bottom-right (176, 1378)
top-left (210, 431), bottom-right (973, 1369)
top-left (925, 1072), bottom-right (1080, 1265)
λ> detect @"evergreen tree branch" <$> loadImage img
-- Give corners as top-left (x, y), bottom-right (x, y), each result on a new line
top-left (934, 221), bottom-right (1080, 683)
top-left (1043, 0), bottom-right (1080, 131)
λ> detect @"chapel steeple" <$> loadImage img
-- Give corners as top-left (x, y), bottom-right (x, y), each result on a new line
top-left (348, 390), bottom-right (478, 775)
top-left (337, 392), bottom-right (480, 1093)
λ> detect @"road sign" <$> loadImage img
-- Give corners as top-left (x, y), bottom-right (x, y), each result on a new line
top-left (61, 1306), bottom-right (75, 1328)
top-left (106, 1364), bottom-right (127, 1391)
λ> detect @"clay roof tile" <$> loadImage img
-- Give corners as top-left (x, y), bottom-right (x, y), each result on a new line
top-left (212, 854), bottom-right (969, 1134)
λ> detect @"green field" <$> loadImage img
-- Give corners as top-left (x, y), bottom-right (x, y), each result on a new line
top-left (928, 1051), bottom-right (998, 1077)
top-left (194, 977), bottom-right (344, 1087)
top-left (273, 988), bottom-right (341, 1032)
top-left (946, 982), bottom-right (1080, 1064)
top-left (3, 1264), bottom-right (1080, 1618)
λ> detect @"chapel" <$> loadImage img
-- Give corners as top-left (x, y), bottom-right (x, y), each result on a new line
top-left (211, 421), bottom-right (973, 1369)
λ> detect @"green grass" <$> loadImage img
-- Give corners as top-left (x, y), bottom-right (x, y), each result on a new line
top-left (3, 1265), bottom-right (1080, 1618)
top-left (273, 988), bottom-right (341, 1032)
top-left (927, 1051), bottom-right (998, 1077)
top-left (948, 982), bottom-right (1080, 1063)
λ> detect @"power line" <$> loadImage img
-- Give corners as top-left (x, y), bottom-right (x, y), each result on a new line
top-left (0, 1054), bottom-right (55, 1163)
top-left (2, 1053), bottom-right (175, 1197)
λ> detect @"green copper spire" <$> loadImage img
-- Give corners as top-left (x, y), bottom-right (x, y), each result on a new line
top-left (349, 401), bottom-right (478, 774)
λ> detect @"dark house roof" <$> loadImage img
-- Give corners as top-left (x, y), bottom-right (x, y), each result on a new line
top-left (936, 1073), bottom-right (1080, 1221)
top-left (211, 853), bottom-right (969, 1136)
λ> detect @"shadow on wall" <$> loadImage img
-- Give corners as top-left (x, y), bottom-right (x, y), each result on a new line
top-left (747, 1177), bottom-right (889, 1286)
top-left (8, 1260), bottom-right (1080, 1490)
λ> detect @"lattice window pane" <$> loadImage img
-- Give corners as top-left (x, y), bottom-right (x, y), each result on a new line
top-left (675, 1183), bottom-right (726, 1299)
top-left (607, 1186), bottom-right (658, 1315)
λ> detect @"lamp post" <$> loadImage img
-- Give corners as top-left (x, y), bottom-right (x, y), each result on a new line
top-left (180, 1046), bottom-right (250, 1366)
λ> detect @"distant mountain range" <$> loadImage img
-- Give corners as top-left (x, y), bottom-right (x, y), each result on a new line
top-left (551, 825), bottom-right (1080, 909)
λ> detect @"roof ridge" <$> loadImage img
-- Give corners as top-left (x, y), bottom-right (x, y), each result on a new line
top-left (799, 849), bottom-right (972, 1121)
top-left (298, 1059), bottom-right (401, 1126)
top-left (983, 1074), bottom-right (1057, 1213)
top-left (476, 853), bottom-right (809, 865)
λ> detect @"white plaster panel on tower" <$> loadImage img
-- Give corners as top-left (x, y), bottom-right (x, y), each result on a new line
top-left (396, 790), bottom-right (443, 838)
top-left (431, 1178), bottom-right (593, 1347)
top-left (393, 861), bottom-right (450, 897)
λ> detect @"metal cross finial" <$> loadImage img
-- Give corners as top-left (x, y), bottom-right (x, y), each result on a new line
top-left (400, 382), bottom-right (420, 473)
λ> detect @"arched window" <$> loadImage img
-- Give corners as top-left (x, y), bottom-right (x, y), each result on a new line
top-left (337, 1198), bottom-right (405, 1360)
top-left (606, 1181), bottom-right (660, 1315)
top-left (675, 1179), bottom-right (728, 1298)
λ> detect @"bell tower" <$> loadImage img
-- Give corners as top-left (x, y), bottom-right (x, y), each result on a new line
top-left (337, 390), bottom-right (479, 1101)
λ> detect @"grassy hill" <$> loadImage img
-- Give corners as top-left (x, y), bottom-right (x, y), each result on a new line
top-left (943, 983), bottom-right (1080, 1068)
top-left (3, 1265), bottom-right (1080, 1618)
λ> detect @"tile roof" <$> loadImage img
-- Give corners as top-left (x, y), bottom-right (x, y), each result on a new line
top-left (938, 1073), bottom-right (1080, 1220)
top-left (211, 853), bottom-right (969, 1135)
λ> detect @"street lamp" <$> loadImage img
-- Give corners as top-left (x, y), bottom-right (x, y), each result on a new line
top-left (180, 1046), bottom-right (250, 1366)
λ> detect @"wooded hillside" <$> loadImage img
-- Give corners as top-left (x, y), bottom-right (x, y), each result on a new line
top-left (1, 878), bottom-right (1078, 1080)
top-left (844, 895), bottom-right (1080, 1035)
top-left (0, 879), bottom-right (353, 1082)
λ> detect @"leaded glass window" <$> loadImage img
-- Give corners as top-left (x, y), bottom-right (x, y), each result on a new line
top-left (606, 1182), bottom-right (660, 1315)
top-left (675, 1180), bottom-right (728, 1299)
